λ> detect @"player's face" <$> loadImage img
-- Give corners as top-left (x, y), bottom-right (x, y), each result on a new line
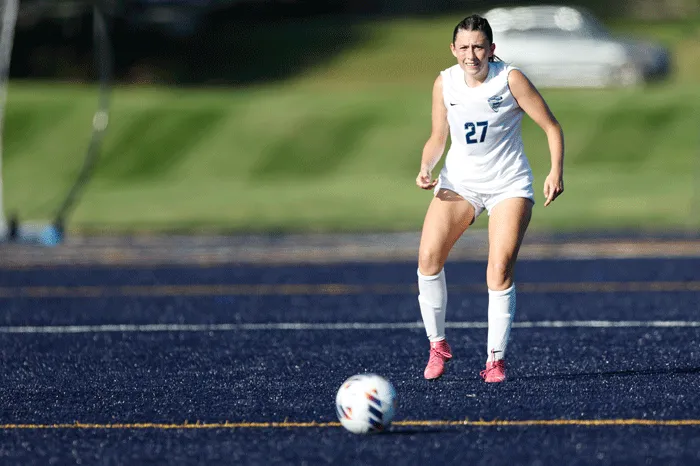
top-left (450, 30), bottom-right (495, 77)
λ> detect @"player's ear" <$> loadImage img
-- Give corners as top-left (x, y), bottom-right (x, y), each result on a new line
top-left (450, 42), bottom-right (458, 58)
top-left (489, 42), bottom-right (496, 59)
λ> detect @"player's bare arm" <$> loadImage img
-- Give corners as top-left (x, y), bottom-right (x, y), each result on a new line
top-left (508, 69), bottom-right (565, 206)
top-left (416, 75), bottom-right (449, 190)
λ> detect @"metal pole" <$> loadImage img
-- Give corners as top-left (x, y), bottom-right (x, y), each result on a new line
top-left (0, 0), bottom-right (18, 240)
top-left (53, 1), bottom-right (112, 232)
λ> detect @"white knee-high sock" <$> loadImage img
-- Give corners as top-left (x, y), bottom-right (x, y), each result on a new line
top-left (417, 268), bottom-right (447, 342)
top-left (487, 284), bottom-right (516, 361)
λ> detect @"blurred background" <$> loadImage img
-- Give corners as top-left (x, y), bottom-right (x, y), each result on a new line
top-left (1, 0), bottom-right (699, 237)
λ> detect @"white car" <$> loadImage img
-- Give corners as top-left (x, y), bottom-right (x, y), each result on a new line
top-left (483, 5), bottom-right (671, 88)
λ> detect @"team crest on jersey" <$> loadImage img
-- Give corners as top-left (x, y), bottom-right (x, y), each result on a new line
top-left (488, 95), bottom-right (503, 112)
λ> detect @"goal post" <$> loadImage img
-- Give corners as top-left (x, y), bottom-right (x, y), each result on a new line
top-left (0, 1), bottom-right (112, 246)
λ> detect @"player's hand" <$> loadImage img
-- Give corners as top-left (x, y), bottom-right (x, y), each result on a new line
top-left (416, 167), bottom-right (438, 190)
top-left (543, 171), bottom-right (564, 207)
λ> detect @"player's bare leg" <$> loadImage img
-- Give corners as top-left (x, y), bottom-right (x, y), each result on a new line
top-left (418, 188), bottom-right (475, 379)
top-left (481, 197), bottom-right (532, 382)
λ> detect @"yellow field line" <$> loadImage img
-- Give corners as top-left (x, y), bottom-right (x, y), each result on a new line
top-left (2, 419), bottom-right (700, 429)
top-left (0, 281), bottom-right (699, 298)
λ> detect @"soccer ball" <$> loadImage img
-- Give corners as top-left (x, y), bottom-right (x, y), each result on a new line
top-left (335, 374), bottom-right (397, 434)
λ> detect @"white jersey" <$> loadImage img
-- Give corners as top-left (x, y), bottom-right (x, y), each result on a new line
top-left (439, 61), bottom-right (533, 194)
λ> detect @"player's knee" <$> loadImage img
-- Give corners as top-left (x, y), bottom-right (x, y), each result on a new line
top-left (418, 249), bottom-right (444, 277)
top-left (487, 261), bottom-right (512, 290)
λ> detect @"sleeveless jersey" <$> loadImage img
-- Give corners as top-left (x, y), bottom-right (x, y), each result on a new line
top-left (439, 61), bottom-right (533, 194)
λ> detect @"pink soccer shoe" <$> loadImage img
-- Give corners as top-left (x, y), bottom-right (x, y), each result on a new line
top-left (480, 351), bottom-right (506, 383)
top-left (423, 340), bottom-right (452, 380)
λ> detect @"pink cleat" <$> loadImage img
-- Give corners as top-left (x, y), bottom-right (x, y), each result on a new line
top-left (423, 340), bottom-right (452, 380)
top-left (480, 350), bottom-right (506, 383)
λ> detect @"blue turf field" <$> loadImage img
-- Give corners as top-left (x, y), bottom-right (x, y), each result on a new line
top-left (1, 258), bottom-right (700, 464)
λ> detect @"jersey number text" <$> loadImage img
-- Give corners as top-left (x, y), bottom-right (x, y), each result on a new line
top-left (464, 121), bottom-right (488, 144)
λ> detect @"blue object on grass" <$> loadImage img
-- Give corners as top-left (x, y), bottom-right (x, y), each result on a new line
top-left (39, 225), bottom-right (62, 246)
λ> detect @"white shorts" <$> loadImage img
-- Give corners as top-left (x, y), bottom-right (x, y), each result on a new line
top-left (434, 173), bottom-right (535, 219)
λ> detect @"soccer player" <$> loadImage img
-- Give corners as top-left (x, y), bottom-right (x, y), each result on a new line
top-left (415, 14), bottom-right (564, 382)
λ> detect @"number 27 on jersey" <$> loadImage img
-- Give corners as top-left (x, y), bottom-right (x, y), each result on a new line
top-left (465, 121), bottom-right (488, 144)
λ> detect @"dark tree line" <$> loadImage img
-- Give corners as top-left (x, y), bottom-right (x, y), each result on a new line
top-left (5, 0), bottom-right (656, 85)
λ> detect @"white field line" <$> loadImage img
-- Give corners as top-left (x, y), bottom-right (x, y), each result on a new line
top-left (1, 320), bottom-right (700, 334)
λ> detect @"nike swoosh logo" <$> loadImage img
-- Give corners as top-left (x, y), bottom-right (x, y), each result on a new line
top-left (449, 103), bottom-right (457, 106)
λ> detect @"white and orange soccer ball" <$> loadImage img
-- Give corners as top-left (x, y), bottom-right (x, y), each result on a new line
top-left (335, 374), bottom-right (397, 434)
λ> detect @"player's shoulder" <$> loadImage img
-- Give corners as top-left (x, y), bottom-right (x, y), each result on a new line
top-left (491, 61), bottom-right (530, 91)
top-left (503, 65), bottom-right (532, 91)
top-left (438, 64), bottom-right (463, 93)
top-left (491, 60), bottom-right (519, 77)
top-left (440, 64), bottom-right (462, 81)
